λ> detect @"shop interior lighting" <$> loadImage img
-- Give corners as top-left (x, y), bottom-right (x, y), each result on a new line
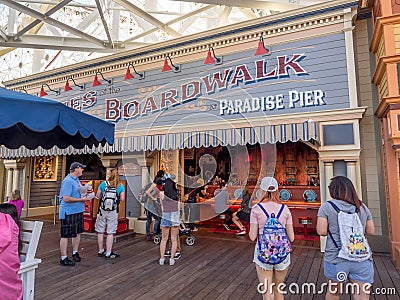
top-left (92, 71), bottom-right (112, 86)
top-left (124, 63), bottom-right (145, 80)
top-left (204, 47), bottom-right (222, 65)
top-left (64, 77), bottom-right (84, 92)
top-left (254, 36), bottom-right (271, 56)
top-left (39, 83), bottom-right (60, 97)
top-left (162, 55), bottom-right (181, 73)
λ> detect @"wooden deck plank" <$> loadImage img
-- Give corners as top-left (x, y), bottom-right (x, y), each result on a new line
top-left (28, 219), bottom-right (399, 300)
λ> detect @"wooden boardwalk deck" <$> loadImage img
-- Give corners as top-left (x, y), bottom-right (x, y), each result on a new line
top-left (31, 218), bottom-right (400, 300)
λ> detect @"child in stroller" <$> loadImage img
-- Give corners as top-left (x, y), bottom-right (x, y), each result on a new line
top-left (153, 220), bottom-right (196, 246)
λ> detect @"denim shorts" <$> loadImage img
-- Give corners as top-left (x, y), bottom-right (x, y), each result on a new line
top-left (324, 260), bottom-right (374, 284)
top-left (253, 244), bottom-right (290, 271)
top-left (161, 211), bottom-right (180, 227)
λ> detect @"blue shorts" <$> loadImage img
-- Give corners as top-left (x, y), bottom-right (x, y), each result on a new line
top-left (161, 211), bottom-right (180, 227)
top-left (324, 260), bottom-right (374, 284)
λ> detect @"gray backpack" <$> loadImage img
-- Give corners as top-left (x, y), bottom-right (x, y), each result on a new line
top-left (101, 182), bottom-right (119, 211)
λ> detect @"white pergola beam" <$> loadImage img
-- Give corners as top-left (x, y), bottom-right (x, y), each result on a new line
top-left (123, 4), bottom-right (214, 43)
top-left (14, 0), bottom-right (73, 40)
top-left (95, 0), bottom-right (113, 46)
top-left (3, 0), bottom-right (109, 48)
top-left (114, 0), bottom-right (182, 38)
top-left (170, 0), bottom-right (302, 11)
top-left (0, 35), bottom-right (149, 52)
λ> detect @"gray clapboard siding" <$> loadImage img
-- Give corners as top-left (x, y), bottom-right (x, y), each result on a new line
top-left (29, 157), bottom-right (63, 208)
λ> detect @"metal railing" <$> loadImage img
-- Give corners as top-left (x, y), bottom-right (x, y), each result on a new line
top-left (53, 194), bottom-right (59, 225)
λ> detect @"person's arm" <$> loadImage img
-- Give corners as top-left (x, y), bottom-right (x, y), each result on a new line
top-left (249, 208), bottom-right (258, 241)
top-left (119, 191), bottom-right (126, 202)
top-left (286, 224), bottom-right (295, 242)
top-left (316, 217), bottom-right (328, 236)
top-left (365, 219), bottom-right (375, 235)
top-left (249, 223), bottom-right (258, 241)
top-left (146, 183), bottom-right (157, 200)
top-left (63, 195), bottom-right (88, 202)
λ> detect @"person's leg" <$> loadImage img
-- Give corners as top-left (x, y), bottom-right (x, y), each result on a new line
top-left (176, 230), bottom-right (181, 254)
top-left (60, 238), bottom-right (68, 257)
top-left (166, 230), bottom-right (172, 253)
top-left (105, 211), bottom-right (119, 257)
top-left (349, 280), bottom-right (370, 300)
top-left (325, 280), bottom-right (341, 300)
top-left (72, 234), bottom-right (80, 252)
top-left (272, 269), bottom-right (289, 300)
top-left (153, 212), bottom-right (161, 235)
top-left (232, 212), bottom-right (244, 230)
top-left (105, 233), bottom-right (114, 253)
top-left (160, 226), bottom-right (170, 259)
top-left (224, 209), bottom-right (234, 226)
top-left (170, 226), bottom-right (179, 258)
top-left (145, 210), bottom-right (152, 238)
top-left (97, 233), bottom-right (104, 252)
top-left (255, 265), bottom-right (274, 300)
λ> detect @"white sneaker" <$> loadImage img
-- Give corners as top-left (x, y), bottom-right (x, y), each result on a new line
top-left (169, 258), bottom-right (175, 266)
top-left (236, 229), bottom-right (246, 236)
top-left (159, 258), bottom-right (165, 265)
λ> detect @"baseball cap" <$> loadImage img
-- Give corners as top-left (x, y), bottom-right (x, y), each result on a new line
top-left (260, 177), bottom-right (279, 192)
top-left (70, 162), bottom-right (86, 170)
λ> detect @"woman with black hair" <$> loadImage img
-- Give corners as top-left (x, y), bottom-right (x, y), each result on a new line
top-left (317, 176), bottom-right (375, 300)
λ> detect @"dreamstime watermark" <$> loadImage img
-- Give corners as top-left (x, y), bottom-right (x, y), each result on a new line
top-left (257, 279), bottom-right (397, 296)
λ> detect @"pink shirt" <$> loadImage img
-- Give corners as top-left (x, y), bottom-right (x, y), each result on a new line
top-left (250, 201), bottom-right (293, 235)
top-left (0, 213), bottom-right (23, 300)
top-left (9, 199), bottom-right (24, 217)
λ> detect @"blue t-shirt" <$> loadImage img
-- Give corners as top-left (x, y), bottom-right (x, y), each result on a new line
top-left (59, 174), bottom-right (84, 219)
top-left (98, 181), bottom-right (125, 197)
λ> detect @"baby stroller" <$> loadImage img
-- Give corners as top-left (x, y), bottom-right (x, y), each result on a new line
top-left (153, 222), bottom-right (196, 246)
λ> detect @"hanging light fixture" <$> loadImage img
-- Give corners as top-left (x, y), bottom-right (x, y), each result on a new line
top-left (92, 71), bottom-right (112, 86)
top-left (254, 36), bottom-right (271, 56)
top-left (124, 63), bottom-right (145, 80)
top-left (204, 47), bottom-right (222, 65)
top-left (162, 55), bottom-right (180, 73)
top-left (64, 77), bottom-right (84, 92)
top-left (39, 83), bottom-right (60, 97)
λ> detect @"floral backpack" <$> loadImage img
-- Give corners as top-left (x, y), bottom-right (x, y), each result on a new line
top-left (257, 204), bottom-right (292, 265)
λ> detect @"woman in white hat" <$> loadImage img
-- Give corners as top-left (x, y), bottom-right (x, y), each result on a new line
top-left (249, 177), bottom-right (295, 300)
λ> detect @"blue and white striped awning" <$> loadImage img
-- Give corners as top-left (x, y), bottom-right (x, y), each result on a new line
top-left (1, 122), bottom-right (318, 158)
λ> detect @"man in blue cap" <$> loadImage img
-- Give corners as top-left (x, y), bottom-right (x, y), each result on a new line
top-left (59, 162), bottom-right (89, 266)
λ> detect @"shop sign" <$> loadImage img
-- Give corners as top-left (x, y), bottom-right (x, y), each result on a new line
top-left (53, 33), bottom-right (349, 132)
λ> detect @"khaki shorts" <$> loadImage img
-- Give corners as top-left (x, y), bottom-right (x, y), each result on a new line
top-left (95, 209), bottom-right (118, 234)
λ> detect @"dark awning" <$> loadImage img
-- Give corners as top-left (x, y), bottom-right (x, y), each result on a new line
top-left (0, 87), bottom-right (114, 151)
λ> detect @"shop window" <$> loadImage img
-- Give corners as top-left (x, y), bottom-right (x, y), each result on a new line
top-left (397, 115), bottom-right (400, 132)
top-left (322, 124), bottom-right (354, 146)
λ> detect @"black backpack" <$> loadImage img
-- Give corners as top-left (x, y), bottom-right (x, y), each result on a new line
top-left (100, 182), bottom-right (119, 211)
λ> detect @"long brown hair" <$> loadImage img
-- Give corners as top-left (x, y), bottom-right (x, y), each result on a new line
top-left (107, 169), bottom-right (121, 188)
top-left (260, 190), bottom-right (280, 203)
top-left (328, 176), bottom-right (362, 214)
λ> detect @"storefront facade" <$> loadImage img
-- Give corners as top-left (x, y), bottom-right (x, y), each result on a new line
top-left (2, 0), bottom-right (388, 252)
top-left (367, 0), bottom-right (400, 267)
